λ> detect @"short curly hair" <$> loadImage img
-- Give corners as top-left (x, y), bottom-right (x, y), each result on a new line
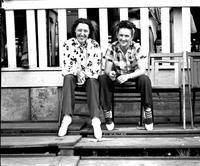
top-left (71, 18), bottom-right (94, 39)
top-left (114, 20), bottom-right (136, 38)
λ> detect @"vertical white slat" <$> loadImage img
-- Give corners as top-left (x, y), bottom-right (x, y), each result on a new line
top-left (161, 8), bottom-right (170, 53)
top-left (37, 10), bottom-right (48, 68)
top-left (5, 10), bottom-right (16, 68)
top-left (99, 8), bottom-right (108, 54)
top-left (182, 8), bottom-right (191, 53)
top-left (58, 9), bottom-right (67, 67)
top-left (172, 8), bottom-right (182, 53)
top-left (182, 7), bottom-right (190, 129)
top-left (99, 8), bottom-right (109, 73)
top-left (119, 8), bottom-right (128, 20)
top-left (78, 9), bottom-right (87, 18)
top-left (26, 10), bottom-right (37, 68)
top-left (140, 8), bottom-right (149, 55)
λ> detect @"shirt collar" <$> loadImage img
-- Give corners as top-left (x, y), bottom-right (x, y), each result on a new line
top-left (113, 41), bottom-right (135, 54)
top-left (73, 38), bottom-right (89, 49)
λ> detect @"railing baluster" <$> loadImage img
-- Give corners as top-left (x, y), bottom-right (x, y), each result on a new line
top-left (26, 10), bottom-right (37, 68)
top-left (119, 8), bottom-right (128, 20)
top-left (99, 8), bottom-right (108, 54)
top-left (172, 8), bottom-right (182, 53)
top-left (58, 9), bottom-right (67, 67)
top-left (140, 8), bottom-right (149, 55)
top-left (182, 7), bottom-right (191, 53)
top-left (5, 10), bottom-right (16, 68)
top-left (78, 9), bottom-right (87, 18)
top-left (37, 10), bottom-right (48, 68)
top-left (161, 8), bottom-right (170, 53)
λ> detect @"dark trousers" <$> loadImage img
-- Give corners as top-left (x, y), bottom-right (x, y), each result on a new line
top-left (62, 74), bottom-right (101, 119)
top-left (99, 74), bottom-right (153, 111)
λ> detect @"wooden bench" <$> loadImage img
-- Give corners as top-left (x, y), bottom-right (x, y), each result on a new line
top-left (58, 80), bottom-right (144, 127)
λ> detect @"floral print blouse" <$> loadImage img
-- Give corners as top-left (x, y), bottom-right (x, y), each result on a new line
top-left (105, 41), bottom-right (147, 75)
top-left (62, 38), bottom-right (101, 79)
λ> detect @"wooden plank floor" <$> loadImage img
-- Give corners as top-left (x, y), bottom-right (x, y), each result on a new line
top-left (2, 156), bottom-right (200, 166)
top-left (75, 136), bottom-right (200, 149)
top-left (1, 135), bottom-right (82, 148)
top-left (1, 156), bottom-right (80, 166)
top-left (78, 158), bottom-right (200, 166)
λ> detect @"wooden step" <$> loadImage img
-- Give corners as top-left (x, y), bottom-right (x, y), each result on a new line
top-left (81, 123), bottom-right (200, 137)
top-left (78, 157), bottom-right (200, 166)
top-left (75, 136), bottom-right (200, 149)
top-left (2, 156), bottom-right (200, 166)
top-left (1, 135), bottom-right (82, 156)
top-left (1, 156), bottom-right (79, 166)
top-left (1, 121), bottom-right (86, 136)
top-left (74, 136), bottom-right (200, 156)
top-left (1, 122), bottom-right (200, 137)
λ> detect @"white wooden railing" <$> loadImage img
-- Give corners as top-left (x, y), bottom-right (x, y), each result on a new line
top-left (2, 0), bottom-right (200, 88)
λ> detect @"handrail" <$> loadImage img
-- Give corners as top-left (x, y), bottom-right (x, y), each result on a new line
top-left (2, 0), bottom-right (200, 10)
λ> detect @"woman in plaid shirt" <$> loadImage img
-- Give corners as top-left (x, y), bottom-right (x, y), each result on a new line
top-left (99, 20), bottom-right (153, 131)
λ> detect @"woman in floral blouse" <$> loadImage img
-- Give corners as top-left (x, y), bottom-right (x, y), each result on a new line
top-left (58, 18), bottom-right (102, 140)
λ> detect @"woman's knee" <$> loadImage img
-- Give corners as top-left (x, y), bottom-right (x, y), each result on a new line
top-left (87, 78), bottom-right (98, 86)
top-left (99, 74), bottom-right (110, 84)
top-left (63, 74), bottom-right (76, 85)
top-left (99, 74), bottom-right (107, 81)
top-left (137, 75), bottom-right (151, 86)
top-left (64, 74), bottom-right (75, 81)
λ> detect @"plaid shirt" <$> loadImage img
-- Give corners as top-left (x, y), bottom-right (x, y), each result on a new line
top-left (62, 38), bottom-right (101, 79)
top-left (105, 41), bottom-right (147, 75)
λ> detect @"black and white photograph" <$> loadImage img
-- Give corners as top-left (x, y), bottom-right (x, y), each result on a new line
top-left (1, 0), bottom-right (200, 165)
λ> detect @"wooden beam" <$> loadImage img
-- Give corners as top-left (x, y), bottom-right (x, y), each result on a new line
top-left (1, 69), bottom-right (63, 87)
top-left (2, 0), bottom-right (200, 10)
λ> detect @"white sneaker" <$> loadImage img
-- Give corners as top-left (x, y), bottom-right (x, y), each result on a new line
top-left (58, 115), bottom-right (72, 137)
top-left (91, 117), bottom-right (102, 140)
top-left (145, 123), bottom-right (153, 131)
top-left (106, 122), bottom-right (115, 131)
